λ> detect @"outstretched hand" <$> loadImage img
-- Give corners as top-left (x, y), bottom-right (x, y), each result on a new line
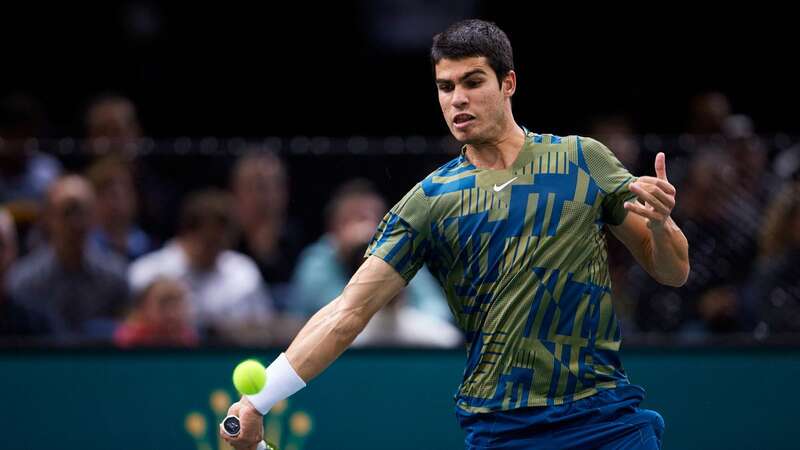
top-left (624, 152), bottom-right (676, 230)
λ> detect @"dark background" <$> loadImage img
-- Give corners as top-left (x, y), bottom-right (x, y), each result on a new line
top-left (2, 2), bottom-right (797, 138)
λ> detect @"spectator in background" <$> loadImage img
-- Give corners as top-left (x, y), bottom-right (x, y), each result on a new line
top-left (0, 93), bottom-right (62, 248)
top-left (660, 92), bottom-right (735, 191)
top-left (114, 277), bottom-right (198, 347)
top-left (6, 176), bottom-right (129, 340)
top-left (0, 208), bottom-right (49, 337)
top-left (231, 152), bottom-right (305, 303)
top-left (85, 94), bottom-right (142, 159)
top-left (630, 94), bottom-right (770, 337)
top-left (688, 91), bottom-right (732, 137)
top-left (723, 114), bottom-right (776, 204)
top-left (86, 156), bottom-right (153, 261)
top-left (128, 189), bottom-right (274, 344)
top-left (681, 91), bottom-right (734, 181)
top-left (290, 179), bottom-right (450, 321)
top-left (632, 151), bottom-right (752, 335)
top-left (680, 113), bottom-right (771, 335)
top-left (84, 94), bottom-right (179, 242)
top-left (745, 182), bottom-right (800, 336)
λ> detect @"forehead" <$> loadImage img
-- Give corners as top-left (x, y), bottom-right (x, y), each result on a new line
top-left (237, 157), bottom-right (285, 181)
top-left (337, 194), bottom-right (385, 215)
top-left (434, 56), bottom-right (495, 80)
top-left (88, 102), bottom-right (135, 128)
top-left (150, 280), bottom-right (186, 298)
top-left (50, 180), bottom-right (93, 205)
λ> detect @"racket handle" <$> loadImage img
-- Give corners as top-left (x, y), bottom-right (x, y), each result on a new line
top-left (222, 415), bottom-right (274, 449)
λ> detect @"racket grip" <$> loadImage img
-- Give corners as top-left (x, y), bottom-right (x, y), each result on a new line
top-left (222, 415), bottom-right (273, 449)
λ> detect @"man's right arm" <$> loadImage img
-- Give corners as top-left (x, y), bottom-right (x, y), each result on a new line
top-left (221, 255), bottom-right (406, 449)
top-left (284, 255), bottom-right (406, 381)
top-left (283, 184), bottom-right (431, 385)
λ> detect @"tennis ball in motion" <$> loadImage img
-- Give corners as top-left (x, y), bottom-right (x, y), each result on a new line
top-left (232, 359), bottom-right (267, 395)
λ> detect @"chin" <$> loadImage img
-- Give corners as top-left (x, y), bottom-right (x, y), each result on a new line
top-left (451, 133), bottom-right (468, 143)
top-left (451, 128), bottom-right (476, 144)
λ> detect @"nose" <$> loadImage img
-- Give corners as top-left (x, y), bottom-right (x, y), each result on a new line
top-left (452, 85), bottom-right (469, 109)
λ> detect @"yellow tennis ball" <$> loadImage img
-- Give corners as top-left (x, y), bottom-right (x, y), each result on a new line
top-left (232, 359), bottom-right (266, 395)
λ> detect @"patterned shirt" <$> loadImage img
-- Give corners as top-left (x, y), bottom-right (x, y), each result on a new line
top-left (367, 131), bottom-right (637, 413)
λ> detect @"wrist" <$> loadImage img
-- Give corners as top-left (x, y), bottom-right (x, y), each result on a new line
top-left (239, 396), bottom-right (263, 417)
top-left (648, 216), bottom-right (674, 233)
top-left (246, 353), bottom-right (307, 415)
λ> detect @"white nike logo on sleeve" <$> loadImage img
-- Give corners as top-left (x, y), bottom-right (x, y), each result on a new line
top-left (493, 177), bottom-right (518, 192)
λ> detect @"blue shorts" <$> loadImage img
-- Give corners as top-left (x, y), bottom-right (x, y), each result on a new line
top-left (455, 385), bottom-right (664, 450)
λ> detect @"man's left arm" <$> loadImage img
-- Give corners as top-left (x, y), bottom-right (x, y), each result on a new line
top-left (609, 152), bottom-right (690, 287)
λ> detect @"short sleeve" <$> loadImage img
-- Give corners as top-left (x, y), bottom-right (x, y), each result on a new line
top-left (581, 137), bottom-right (637, 226)
top-left (365, 183), bottom-right (431, 282)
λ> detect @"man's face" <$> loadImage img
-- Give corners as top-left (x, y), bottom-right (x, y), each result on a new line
top-left (97, 168), bottom-right (137, 224)
top-left (189, 218), bottom-right (232, 269)
top-left (234, 158), bottom-right (288, 217)
top-left (142, 280), bottom-right (190, 330)
top-left (86, 101), bottom-right (142, 155)
top-left (435, 57), bottom-right (512, 144)
top-left (47, 179), bottom-right (95, 248)
top-left (331, 194), bottom-right (386, 252)
top-left (87, 101), bottom-right (140, 140)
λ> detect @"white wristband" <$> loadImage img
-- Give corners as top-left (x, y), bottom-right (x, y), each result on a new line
top-left (247, 353), bottom-right (306, 415)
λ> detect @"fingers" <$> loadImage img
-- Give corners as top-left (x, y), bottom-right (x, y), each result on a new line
top-left (220, 423), bottom-right (235, 444)
top-left (220, 398), bottom-right (264, 448)
top-left (239, 410), bottom-right (262, 442)
top-left (635, 176), bottom-right (676, 195)
top-left (239, 405), bottom-right (264, 443)
top-left (624, 201), bottom-right (665, 222)
top-left (220, 424), bottom-right (261, 449)
top-left (220, 402), bottom-right (243, 443)
top-left (230, 441), bottom-right (259, 450)
top-left (629, 182), bottom-right (673, 216)
top-left (655, 152), bottom-right (668, 180)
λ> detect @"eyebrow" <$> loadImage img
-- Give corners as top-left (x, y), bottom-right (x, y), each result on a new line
top-left (435, 69), bottom-right (487, 85)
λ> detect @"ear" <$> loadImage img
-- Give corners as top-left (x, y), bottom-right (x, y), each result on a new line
top-left (502, 70), bottom-right (517, 98)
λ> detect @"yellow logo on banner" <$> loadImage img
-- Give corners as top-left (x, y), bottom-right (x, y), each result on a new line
top-left (185, 389), bottom-right (313, 450)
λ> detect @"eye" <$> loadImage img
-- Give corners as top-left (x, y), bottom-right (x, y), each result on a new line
top-left (466, 78), bottom-right (484, 88)
top-left (438, 83), bottom-right (454, 92)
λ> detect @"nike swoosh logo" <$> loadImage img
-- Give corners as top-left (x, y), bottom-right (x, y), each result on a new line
top-left (493, 177), bottom-right (518, 192)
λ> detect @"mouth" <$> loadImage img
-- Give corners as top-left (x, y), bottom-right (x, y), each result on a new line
top-left (452, 113), bottom-right (476, 130)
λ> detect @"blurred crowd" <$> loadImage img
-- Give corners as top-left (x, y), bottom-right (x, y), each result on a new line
top-left (596, 92), bottom-right (800, 342)
top-left (0, 91), bottom-right (798, 348)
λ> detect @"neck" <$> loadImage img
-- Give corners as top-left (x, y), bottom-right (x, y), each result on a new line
top-left (54, 242), bottom-right (84, 270)
top-left (464, 119), bottom-right (526, 170)
top-left (100, 219), bottom-right (130, 241)
top-left (241, 210), bottom-right (282, 233)
top-left (178, 237), bottom-right (215, 271)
